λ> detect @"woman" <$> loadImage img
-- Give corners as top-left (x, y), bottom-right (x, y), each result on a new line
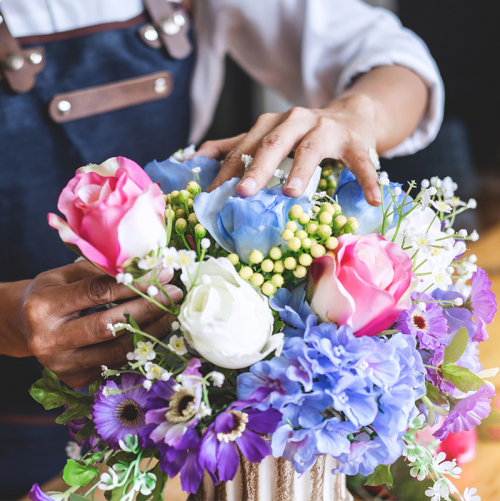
top-left (0, 0), bottom-right (442, 496)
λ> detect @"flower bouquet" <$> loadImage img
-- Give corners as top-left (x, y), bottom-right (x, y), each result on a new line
top-left (29, 149), bottom-right (497, 501)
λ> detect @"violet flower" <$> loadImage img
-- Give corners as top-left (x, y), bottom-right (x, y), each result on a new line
top-left (434, 385), bottom-right (496, 440)
top-left (199, 404), bottom-right (282, 482)
top-left (395, 292), bottom-right (448, 351)
top-left (92, 374), bottom-right (150, 449)
top-left (469, 269), bottom-right (497, 342)
top-left (28, 485), bottom-right (57, 501)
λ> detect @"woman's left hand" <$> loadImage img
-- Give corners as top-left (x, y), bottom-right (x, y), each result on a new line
top-left (196, 95), bottom-right (381, 206)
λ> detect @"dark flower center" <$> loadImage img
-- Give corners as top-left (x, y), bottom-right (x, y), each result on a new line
top-left (217, 410), bottom-right (249, 443)
top-left (166, 389), bottom-right (196, 423)
top-left (116, 399), bottom-right (141, 427)
top-left (412, 313), bottom-right (427, 330)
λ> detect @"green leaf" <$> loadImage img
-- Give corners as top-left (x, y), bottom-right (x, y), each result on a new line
top-left (62, 460), bottom-right (98, 487)
top-left (109, 485), bottom-right (127, 501)
top-left (69, 494), bottom-right (90, 501)
top-left (56, 400), bottom-right (92, 425)
top-left (443, 328), bottom-right (469, 367)
top-left (273, 320), bottom-right (284, 334)
top-left (75, 420), bottom-right (96, 442)
top-left (123, 312), bottom-right (144, 345)
top-left (89, 377), bottom-right (102, 397)
top-left (365, 464), bottom-right (393, 488)
top-left (442, 363), bottom-right (486, 393)
top-left (166, 204), bottom-right (174, 246)
top-left (425, 382), bottom-right (448, 405)
top-left (106, 451), bottom-right (137, 468)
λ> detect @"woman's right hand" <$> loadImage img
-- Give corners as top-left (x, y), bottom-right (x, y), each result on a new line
top-left (0, 260), bottom-right (182, 388)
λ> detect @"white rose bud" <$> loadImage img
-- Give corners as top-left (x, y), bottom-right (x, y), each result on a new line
top-left (178, 257), bottom-right (283, 369)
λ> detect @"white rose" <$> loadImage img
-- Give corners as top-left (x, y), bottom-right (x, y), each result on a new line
top-left (178, 257), bottom-right (283, 369)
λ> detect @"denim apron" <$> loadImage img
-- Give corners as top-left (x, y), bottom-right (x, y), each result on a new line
top-left (0, 14), bottom-right (194, 499)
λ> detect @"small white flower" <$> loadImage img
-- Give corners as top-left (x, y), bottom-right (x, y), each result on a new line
top-left (210, 371), bottom-right (225, 387)
top-left (469, 254), bottom-right (478, 263)
top-left (467, 198), bottom-right (477, 209)
top-left (446, 227), bottom-right (455, 236)
top-left (131, 341), bottom-right (156, 364)
top-left (66, 441), bottom-right (82, 461)
top-left (453, 298), bottom-right (464, 306)
top-left (417, 302), bottom-right (427, 312)
top-left (411, 232), bottom-right (435, 255)
top-left (421, 179), bottom-right (430, 189)
top-left (98, 471), bottom-right (120, 491)
top-left (116, 272), bottom-right (124, 283)
top-left (172, 144), bottom-right (196, 161)
top-left (199, 401), bottom-right (213, 418)
top-left (463, 487), bottom-right (481, 501)
top-left (431, 200), bottom-right (452, 213)
top-left (274, 168), bottom-right (287, 180)
top-left (201, 238), bottom-right (211, 249)
top-left (441, 176), bottom-right (458, 198)
top-left (102, 387), bottom-right (111, 398)
top-left (147, 285), bottom-right (159, 297)
top-left (241, 154), bottom-right (254, 170)
top-left (379, 176), bottom-right (390, 186)
top-left (393, 186), bottom-right (402, 196)
top-left (191, 166), bottom-right (201, 174)
top-left (101, 365), bottom-right (109, 378)
top-left (162, 247), bottom-right (179, 271)
top-left (145, 362), bottom-right (171, 381)
top-left (428, 187), bottom-right (438, 196)
top-left (143, 379), bottom-right (152, 391)
top-left (168, 334), bottom-right (188, 356)
top-left (138, 255), bottom-right (160, 271)
top-left (379, 171), bottom-right (389, 179)
top-left (177, 249), bottom-right (197, 268)
top-left (432, 268), bottom-right (453, 290)
top-left (430, 176), bottom-right (442, 188)
top-left (116, 272), bottom-right (133, 285)
top-left (458, 229), bottom-right (468, 238)
top-left (454, 240), bottom-right (467, 257)
top-left (171, 320), bottom-right (180, 331)
top-left (434, 452), bottom-right (462, 478)
top-left (470, 230), bottom-right (479, 242)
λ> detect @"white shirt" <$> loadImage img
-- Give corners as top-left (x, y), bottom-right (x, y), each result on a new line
top-left (1, 0), bottom-right (444, 157)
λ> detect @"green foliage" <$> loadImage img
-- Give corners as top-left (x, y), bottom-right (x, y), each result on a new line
top-left (443, 328), bottom-right (468, 366)
top-left (442, 364), bottom-right (485, 393)
top-left (75, 420), bottom-right (96, 442)
top-left (89, 377), bottom-right (102, 397)
top-left (69, 494), bottom-right (89, 501)
top-left (124, 312), bottom-right (144, 345)
top-left (365, 464), bottom-right (393, 488)
top-left (425, 382), bottom-right (448, 405)
top-left (30, 369), bottom-right (92, 424)
top-left (62, 459), bottom-right (99, 487)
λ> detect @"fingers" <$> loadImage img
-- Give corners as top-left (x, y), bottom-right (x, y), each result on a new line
top-left (194, 134), bottom-right (245, 160)
top-left (339, 142), bottom-right (381, 206)
top-left (208, 113), bottom-right (282, 192)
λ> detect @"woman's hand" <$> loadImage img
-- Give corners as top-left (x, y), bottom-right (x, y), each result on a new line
top-left (196, 66), bottom-right (428, 207)
top-left (0, 260), bottom-right (182, 388)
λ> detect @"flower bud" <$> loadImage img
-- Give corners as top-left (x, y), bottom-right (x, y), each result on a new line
top-left (299, 254), bottom-right (313, 267)
top-left (307, 223), bottom-right (318, 235)
top-left (332, 215), bottom-right (347, 231)
top-left (318, 179), bottom-right (328, 190)
top-left (249, 250), bottom-right (264, 264)
top-left (261, 259), bottom-right (274, 273)
top-left (239, 266), bottom-right (254, 280)
top-left (310, 244), bottom-right (326, 258)
top-left (179, 190), bottom-right (191, 204)
top-left (312, 206), bottom-right (320, 214)
top-left (285, 221), bottom-right (298, 232)
top-left (175, 208), bottom-right (186, 219)
top-left (175, 218), bottom-right (187, 234)
top-left (284, 257), bottom-right (297, 270)
top-left (261, 282), bottom-right (276, 297)
top-left (343, 217), bottom-right (359, 234)
top-left (269, 247), bottom-right (282, 260)
top-left (228, 253), bottom-right (239, 266)
top-left (170, 190), bottom-right (179, 204)
top-left (319, 211), bottom-right (333, 225)
top-left (295, 229), bottom-right (307, 240)
top-left (293, 265), bottom-right (307, 278)
top-left (195, 223), bottom-right (207, 238)
top-left (327, 188), bottom-right (335, 197)
top-left (281, 229), bottom-right (294, 241)
top-left (164, 207), bottom-right (175, 220)
top-left (332, 204), bottom-right (342, 215)
top-left (274, 260), bottom-right (285, 273)
top-left (325, 236), bottom-right (339, 250)
top-left (201, 238), bottom-right (210, 249)
top-left (188, 213), bottom-right (198, 225)
top-left (163, 194), bottom-right (170, 203)
top-left (187, 199), bottom-right (194, 209)
top-left (321, 168), bottom-right (332, 179)
top-left (321, 202), bottom-right (335, 215)
top-left (318, 224), bottom-right (332, 239)
top-left (327, 179), bottom-right (337, 190)
top-left (298, 213), bottom-right (310, 225)
top-left (250, 273), bottom-right (265, 287)
top-left (288, 237), bottom-right (301, 252)
top-left (288, 204), bottom-right (304, 220)
top-left (147, 285), bottom-right (159, 297)
top-left (301, 237), bottom-right (312, 250)
top-left (187, 181), bottom-right (201, 196)
top-left (271, 274), bottom-right (284, 287)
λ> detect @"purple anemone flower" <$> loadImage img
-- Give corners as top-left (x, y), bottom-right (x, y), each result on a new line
top-left (145, 359), bottom-right (204, 447)
top-left (469, 269), bottom-right (497, 342)
top-left (28, 485), bottom-right (56, 501)
top-left (434, 384), bottom-right (496, 441)
top-left (92, 373), bottom-right (150, 449)
top-left (199, 404), bottom-right (282, 482)
top-left (395, 292), bottom-right (448, 351)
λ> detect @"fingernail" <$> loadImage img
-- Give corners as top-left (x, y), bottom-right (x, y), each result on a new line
top-left (165, 285), bottom-right (183, 302)
top-left (372, 188), bottom-right (381, 205)
top-left (238, 177), bottom-right (257, 191)
top-left (285, 176), bottom-right (303, 191)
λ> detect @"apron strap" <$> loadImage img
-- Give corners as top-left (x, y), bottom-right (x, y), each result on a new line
top-left (0, 9), bottom-right (45, 93)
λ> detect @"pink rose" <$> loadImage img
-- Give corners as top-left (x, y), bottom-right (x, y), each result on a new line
top-left (309, 233), bottom-right (415, 336)
top-left (48, 157), bottom-right (166, 276)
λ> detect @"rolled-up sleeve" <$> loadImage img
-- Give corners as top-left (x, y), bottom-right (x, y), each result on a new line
top-left (211, 0), bottom-right (444, 157)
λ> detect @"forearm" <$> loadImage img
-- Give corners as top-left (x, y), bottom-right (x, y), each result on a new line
top-left (0, 280), bottom-right (31, 357)
top-left (331, 65), bottom-right (429, 153)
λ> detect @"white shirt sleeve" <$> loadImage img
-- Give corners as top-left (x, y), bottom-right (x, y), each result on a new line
top-left (192, 0), bottom-right (444, 157)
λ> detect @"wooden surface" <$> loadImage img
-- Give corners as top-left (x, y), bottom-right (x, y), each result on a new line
top-left (19, 225), bottom-right (500, 501)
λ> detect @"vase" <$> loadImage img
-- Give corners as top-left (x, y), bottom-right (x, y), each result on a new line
top-left (188, 453), bottom-right (353, 501)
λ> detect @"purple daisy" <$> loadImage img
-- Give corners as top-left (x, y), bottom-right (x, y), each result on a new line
top-left (199, 403), bottom-right (282, 482)
top-left (92, 373), bottom-right (150, 449)
top-left (28, 485), bottom-right (55, 501)
top-left (469, 269), bottom-right (497, 342)
top-left (145, 358), bottom-right (204, 447)
top-left (434, 384), bottom-right (496, 441)
top-left (395, 292), bottom-right (448, 351)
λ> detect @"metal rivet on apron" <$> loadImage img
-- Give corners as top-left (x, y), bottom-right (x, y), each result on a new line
top-left (144, 25), bottom-right (159, 41)
top-left (159, 12), bottom-right (185, 36)
top-left (28, 51), bottom-right (43, 65)
top-left (2, 52), bottom-right (25, 71)
top-left (57, 100), bottom-right (72, 115)
top-left (154, 77), bottom-right (168, 94)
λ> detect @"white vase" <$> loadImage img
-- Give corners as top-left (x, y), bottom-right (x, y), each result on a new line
top-left (188, 454), bottom-right (353, 501)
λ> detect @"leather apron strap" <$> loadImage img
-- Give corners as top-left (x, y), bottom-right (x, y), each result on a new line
top-left (0, 9), bottom-right (45, 93)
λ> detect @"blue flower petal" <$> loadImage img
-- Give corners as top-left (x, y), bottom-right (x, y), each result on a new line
top-left (231, 225), bottom-right (284, 262)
